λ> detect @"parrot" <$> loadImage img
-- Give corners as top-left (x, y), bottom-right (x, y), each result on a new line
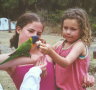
top-left (0, 36), bottom-right (39, 65)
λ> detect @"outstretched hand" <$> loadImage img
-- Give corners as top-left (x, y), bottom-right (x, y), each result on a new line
top-left (39, 43), bottom-right (52, 55)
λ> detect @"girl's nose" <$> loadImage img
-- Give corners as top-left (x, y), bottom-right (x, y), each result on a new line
top-left (32, 32), bottom-right (37, 36)
top-left (66, 29), bottom-right (71, 34)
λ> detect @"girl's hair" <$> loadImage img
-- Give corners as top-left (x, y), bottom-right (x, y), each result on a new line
top-left (10, 12), bottom-right (44, 48)
top-left (61, 8), bottom-right (92, 46)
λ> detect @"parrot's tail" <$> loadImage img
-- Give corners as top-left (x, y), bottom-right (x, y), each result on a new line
top-left (0, 55), bottom-right (17, 65)
top-left (0, 58), bottom-right (11, 65)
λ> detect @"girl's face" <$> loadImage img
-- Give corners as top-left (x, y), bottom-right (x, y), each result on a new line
top-left (62, 19), bottom-right (81, 43)
top-left (17, 21), bottom-right (43, 45)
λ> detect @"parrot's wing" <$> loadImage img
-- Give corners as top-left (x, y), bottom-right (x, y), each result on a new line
top-left (24, 52), bottom-right (31, 57)
top-left (0, 53), bottom-right (19, 65)
top-left (9, 42), bottom-right (31, 57)
top-left (0, 40), bottom-right (32, 65)
top-left (17, 39), bottom-right (31, 51)
top-left (9, 49), bottom-right (31, 57)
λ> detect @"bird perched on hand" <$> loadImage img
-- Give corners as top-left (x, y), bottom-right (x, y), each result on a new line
top-left (0, 36), bottom-right (39, 65)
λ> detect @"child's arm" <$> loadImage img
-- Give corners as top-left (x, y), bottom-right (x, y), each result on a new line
top-left (0, 53), bottom-right (38, 70)
top-left (40, 41), bottom-right (86, 67)
top-left (20, 56), bottom-right (47, 90)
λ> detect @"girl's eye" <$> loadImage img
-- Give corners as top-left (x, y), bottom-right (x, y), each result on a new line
top-left (71, 28), bottom-right (76, 31)
top-left (63, 26), bottom-right (68, 30)
top-left (28, 29), bottom-right (34, 33)
top-left (63, 27), bottom-right (78, 31)
top-left (70, 28), bottom-right (78, 31)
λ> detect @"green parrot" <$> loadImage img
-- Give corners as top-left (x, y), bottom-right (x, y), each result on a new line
top-left (0, 36), bottom-right (39, 65)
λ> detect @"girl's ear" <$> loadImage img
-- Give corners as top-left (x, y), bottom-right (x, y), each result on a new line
top-left (16, 26), bottom-right (22, 34)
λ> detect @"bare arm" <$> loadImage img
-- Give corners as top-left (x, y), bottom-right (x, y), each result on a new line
top-left (0, 53), bottom-right (35, 70)
top-left (40, 41), bottom-right (85, 67)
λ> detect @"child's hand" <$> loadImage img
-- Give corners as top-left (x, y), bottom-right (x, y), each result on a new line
top-left (35, 56), bottom-right (47, 77)
top-left (82, 73), bottom-right (95, 88)
top-left (35, 56), bottom-right (47, 71)
top-left (39, 43), bottom-right (52, 55)
top-left (39, 39), bottom-right (46, 44)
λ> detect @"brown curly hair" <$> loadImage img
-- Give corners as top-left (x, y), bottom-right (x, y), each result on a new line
top-left (61, 8), bottom-right (92, 46)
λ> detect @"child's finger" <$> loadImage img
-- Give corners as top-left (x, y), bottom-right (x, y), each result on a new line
top-left (39, 43), bottom-right (46, 47)
top-left (39, 47), bottom-right (48, 54)
top-left (40, 57), bottom-right (47, 68)
top-left (39, 39), bottom-right (46, 44)
top-left (35, 56), bottom-right (47, 70)
top-left (35, 56), bottom-right (43, 66)
top-left (35, 60), bottom-right (39, 66)
top-left (39, 46), bottom-right (47, 50)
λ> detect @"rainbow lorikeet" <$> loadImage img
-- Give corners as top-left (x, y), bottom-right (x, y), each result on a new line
top-left (0, 36), bottom-right (39, 65)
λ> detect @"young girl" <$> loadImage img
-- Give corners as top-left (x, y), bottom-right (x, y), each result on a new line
top-left (39, 8), bottom-right (94, 90)
top-left (0, 12), bottom-right (56, 90)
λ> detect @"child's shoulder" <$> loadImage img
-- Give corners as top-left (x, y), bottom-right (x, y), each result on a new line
top-left (53, 40), bottom-right (63, 50)
top-left (73, 40), bottom-right (89, 58)
top-left (73, 39), bottom-right (88, 51)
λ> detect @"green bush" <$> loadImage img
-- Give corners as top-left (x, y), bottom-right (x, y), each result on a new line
top-left (37, 10), bottom-right (64, 25)
top-left (90, 16), bottom-right (96, 37)
top-left (47, 10), bottom-right (63, 24)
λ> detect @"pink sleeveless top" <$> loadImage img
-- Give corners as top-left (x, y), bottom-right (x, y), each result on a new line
top-left (55, 41), bottom-right (90, 90)
top-left (10, 56), bottom-right (56, 90)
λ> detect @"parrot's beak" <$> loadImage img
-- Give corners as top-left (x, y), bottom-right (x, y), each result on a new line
top-left (31, 44), bottom-right (36, 48)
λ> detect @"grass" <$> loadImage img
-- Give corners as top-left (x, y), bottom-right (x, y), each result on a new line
top-left (0, 31), bottom-right (96, 90)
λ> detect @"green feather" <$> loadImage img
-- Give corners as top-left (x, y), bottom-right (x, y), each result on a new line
top-left (0, 36), bottom-right (39, 65)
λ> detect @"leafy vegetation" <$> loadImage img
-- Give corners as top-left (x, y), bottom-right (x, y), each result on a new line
top-left (0, 0), bottom-right (96, 36)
